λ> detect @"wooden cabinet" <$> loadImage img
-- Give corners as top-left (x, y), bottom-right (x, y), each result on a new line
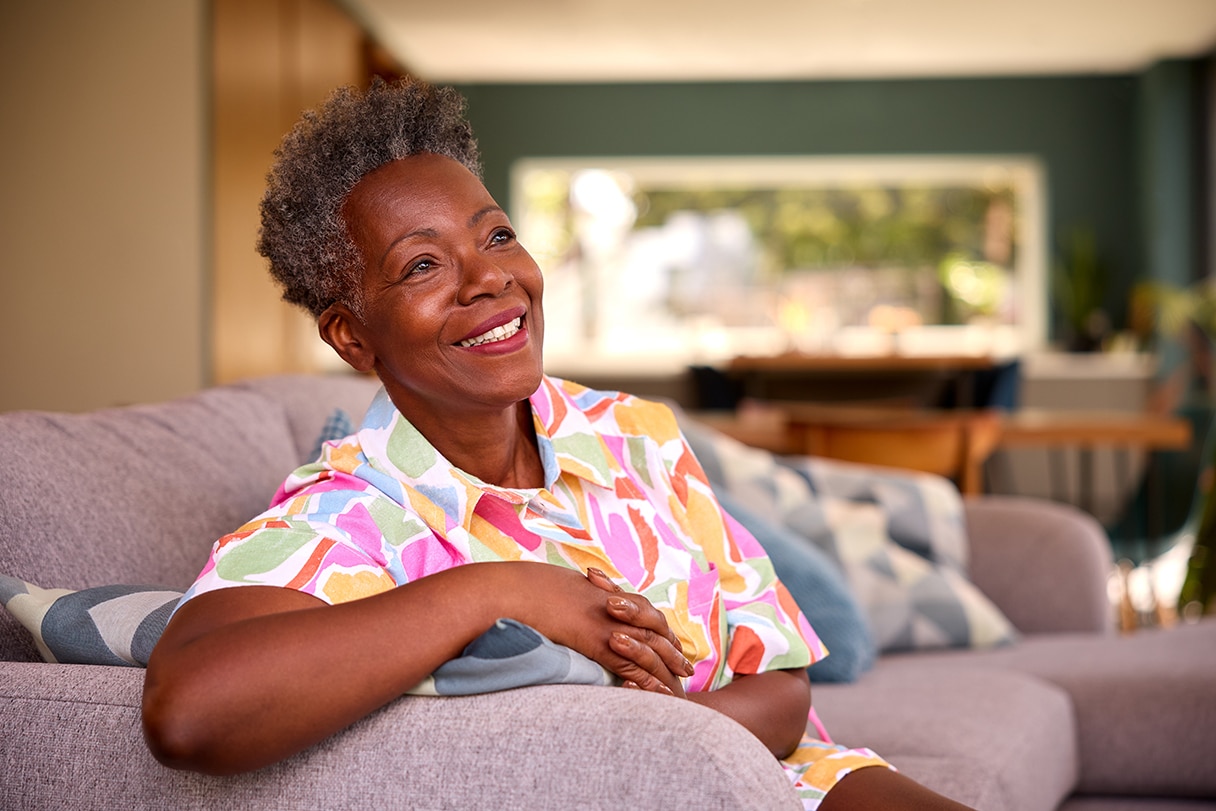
top-left (210, 0), bottom-right (384, 384)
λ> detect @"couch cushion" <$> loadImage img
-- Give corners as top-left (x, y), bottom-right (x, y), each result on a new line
top-left (813, 658), bottom-right (1077, 811)
top-left (233, 373), bottom-right (380, 463)
top-left (964, 496), bottom-right (1114, 634)
top-left (914, 621), bottom-right (1216, 798)
top-left (0, 387), bottom-right (300, 661)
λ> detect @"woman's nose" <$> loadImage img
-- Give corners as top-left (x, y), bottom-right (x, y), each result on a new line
top-left (457, 254), bottom-right (513, 303)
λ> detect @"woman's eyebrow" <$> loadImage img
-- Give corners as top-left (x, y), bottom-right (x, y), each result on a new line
top-left (378, 206), bottom-right (505, 270)
top-left (380, 227), bottom-right (439, 270)
top-left (468, 205), bottom-right (504, 227)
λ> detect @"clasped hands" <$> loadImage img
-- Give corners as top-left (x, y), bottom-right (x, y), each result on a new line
top-left (584, 566), bottom-right (694, 698)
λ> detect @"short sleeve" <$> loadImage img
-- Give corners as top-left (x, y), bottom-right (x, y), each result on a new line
top-left (180, 468), bottom-right (442, 607)
top-left (665, 417), bottom-right (823, 681)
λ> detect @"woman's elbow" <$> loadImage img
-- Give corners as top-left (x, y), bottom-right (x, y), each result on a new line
top-left (774, 668), bottom-right (813, 758)
top-left (141, 665), bottom-right (232, 775)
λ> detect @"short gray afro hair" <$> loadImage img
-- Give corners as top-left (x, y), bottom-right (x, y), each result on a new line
top-left (257, 78), bottom-right (481, 317)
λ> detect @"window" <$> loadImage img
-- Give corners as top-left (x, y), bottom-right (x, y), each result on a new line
top-left (512, 156), bottom-right (1047, 374)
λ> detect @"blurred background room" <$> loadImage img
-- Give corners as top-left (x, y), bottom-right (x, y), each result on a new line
top-left (2, 0), bottom-right (1215, 621)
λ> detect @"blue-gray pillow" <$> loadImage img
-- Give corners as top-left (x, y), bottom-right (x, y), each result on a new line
top-left (0, 575), bottom-right (179, 666)
top-left (713, 489), bottom-right (876, 682)
top-left (0, 574), bottom-right (614, 692)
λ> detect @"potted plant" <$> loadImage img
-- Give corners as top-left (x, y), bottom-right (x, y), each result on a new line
top-left (1130, 278), bottom-right (1216, 618)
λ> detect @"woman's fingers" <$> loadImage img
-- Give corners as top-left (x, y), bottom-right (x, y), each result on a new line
top-left (585, 568), bottom-right (694, 692)
top-left (585, 567), bottom-right (623, 594)
top-left (608, 631), bottom-right (687, 698)
top-left (586, 566), bottom-right (693, 679)
top-left (589, 568), bottom-right (684, 653)
top-left (604, 594), bottom-right (692, 679)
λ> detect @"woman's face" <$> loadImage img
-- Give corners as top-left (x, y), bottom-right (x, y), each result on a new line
top-left (334, 153), bottom-right (545, 422)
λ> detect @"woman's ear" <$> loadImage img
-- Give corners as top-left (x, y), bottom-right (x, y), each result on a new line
top-left (318, 303), bottom-right (376, 373)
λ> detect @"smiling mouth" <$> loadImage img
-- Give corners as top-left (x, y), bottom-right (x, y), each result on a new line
top-left (458, 316), bottom-right (523, 348)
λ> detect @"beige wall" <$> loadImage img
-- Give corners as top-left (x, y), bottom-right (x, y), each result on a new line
top-left (0, 0), bottom-right (206, 412)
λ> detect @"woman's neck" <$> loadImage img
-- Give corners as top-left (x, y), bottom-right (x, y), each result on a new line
top-left (399, 398), bottom-right (545, 489)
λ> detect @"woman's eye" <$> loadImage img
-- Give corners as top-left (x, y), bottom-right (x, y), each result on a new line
top-left (490, 228), bottom-right (515, 245)
top-left (403, 258), bottom-right (434, 279)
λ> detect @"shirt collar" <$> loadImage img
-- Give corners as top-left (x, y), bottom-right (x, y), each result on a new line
top-left (355, 376), bottom-right (619, 532)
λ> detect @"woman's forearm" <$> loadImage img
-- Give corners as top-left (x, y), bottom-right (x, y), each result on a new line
top-left (143, 564), bottom-right (512, 775)
top-left (687, 668), bottom-right (811, 758)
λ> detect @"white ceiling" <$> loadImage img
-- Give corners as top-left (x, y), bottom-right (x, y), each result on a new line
top-left (345, 0), bottom-right (1216, 83)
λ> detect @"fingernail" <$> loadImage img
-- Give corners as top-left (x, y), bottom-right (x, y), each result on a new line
top-left (607, 596), bottom-right (631, 612)
top-left (682, 656), bottom-right (695, 675)
top-left (612, 631), bottom-right (635, 647)
top-left (587, 567), bottom-right (606, 578)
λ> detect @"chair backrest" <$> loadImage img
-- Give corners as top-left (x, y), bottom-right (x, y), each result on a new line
top-left (782, 405), bottom-right (1002, 496)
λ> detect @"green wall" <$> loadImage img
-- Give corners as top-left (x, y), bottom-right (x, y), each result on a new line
top-left (457, 74), bottom-right (1160, 340)
top-left (1139, 60), bottom-right (1205, 289)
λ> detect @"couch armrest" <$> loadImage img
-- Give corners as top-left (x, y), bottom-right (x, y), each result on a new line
top-left (0, 662), bottom-right (800, 810)
top-left (963, 496), bottom-right (1114, 635)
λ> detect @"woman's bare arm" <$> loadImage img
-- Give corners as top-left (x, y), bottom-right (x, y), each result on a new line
top-left (143, 561), bottom-right (689, 775)
top-left (686, 668), bottom-right (811, 758)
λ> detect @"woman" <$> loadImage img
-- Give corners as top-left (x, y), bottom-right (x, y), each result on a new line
top-left (142, 79), bottom-right (972, 810)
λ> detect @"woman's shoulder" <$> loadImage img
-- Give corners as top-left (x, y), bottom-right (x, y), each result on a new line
top-left (540, 375), bottom-right (682, 444)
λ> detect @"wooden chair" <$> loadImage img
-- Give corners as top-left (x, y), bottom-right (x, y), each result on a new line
top-left (777, 403), bottom-right (1003, 496)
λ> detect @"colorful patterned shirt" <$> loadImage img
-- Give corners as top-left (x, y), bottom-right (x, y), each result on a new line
top-left (184, 376), bottom-right (822, 691)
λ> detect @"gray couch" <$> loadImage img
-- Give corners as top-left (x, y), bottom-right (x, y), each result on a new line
top-left (2, 373), bottom-right (1214, 810)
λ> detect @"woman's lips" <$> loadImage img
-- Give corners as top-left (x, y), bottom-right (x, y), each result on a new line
top-left (456, 306), bottom-right (527, 346)
top-left (457, 316), bottom-right (523, 348)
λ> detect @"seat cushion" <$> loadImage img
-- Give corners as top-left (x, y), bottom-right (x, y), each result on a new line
top-left (813, 658), bottom-right (1077, 811)
top-left (914, 621), bottom-right (1216, 798)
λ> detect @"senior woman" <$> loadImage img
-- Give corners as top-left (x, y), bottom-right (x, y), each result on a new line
top-left (142, 79), bottom-right (972, 811)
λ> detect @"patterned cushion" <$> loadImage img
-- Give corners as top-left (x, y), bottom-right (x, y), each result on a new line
top-left (410, 618), bottom-right (614, 695)
top-left (0, 575), bottom-right (178, 666)
top-left (679, 415), bottom-right (1017, 653)
top-left (0, 574), bottom-right (614, 692)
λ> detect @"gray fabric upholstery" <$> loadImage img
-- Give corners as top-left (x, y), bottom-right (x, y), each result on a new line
top-left (0, 664), bottom-right (800, 810)
top-left (899, 621), bottom-right (1216, 798)
top-left (964, 495), bottom-right (1115, 635)
top-left (814, 661), bottom-right (1078, 811)
top-left (1061, 800), bottom-right (1216, 810)
top-left (234, 373), bottom-right (380, 464)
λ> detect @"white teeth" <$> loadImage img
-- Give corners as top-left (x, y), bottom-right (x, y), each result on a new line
top-left (459, 317), bottom-right (522, 347)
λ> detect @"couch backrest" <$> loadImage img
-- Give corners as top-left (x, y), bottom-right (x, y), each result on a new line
top-left (0, 373), bottom-right (381, 662)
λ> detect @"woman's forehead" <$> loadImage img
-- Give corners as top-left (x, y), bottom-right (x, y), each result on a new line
top-left (346, 154), bottom-right (493, 223)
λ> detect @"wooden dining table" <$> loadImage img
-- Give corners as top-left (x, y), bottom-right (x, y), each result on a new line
top-left (995, 408), bottom-right (1193, 515)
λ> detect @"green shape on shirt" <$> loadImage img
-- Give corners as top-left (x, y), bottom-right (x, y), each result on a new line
top-left (215, 526), bottom-right (318, 580)
top-left (552, 433), bottom-right (612, 482)
top-left (369, 498), bottom-right (426, 547)
top-left (385, 419), bottom-right (437, 477)
top-left (626, 436), bottom-right (653, 487)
